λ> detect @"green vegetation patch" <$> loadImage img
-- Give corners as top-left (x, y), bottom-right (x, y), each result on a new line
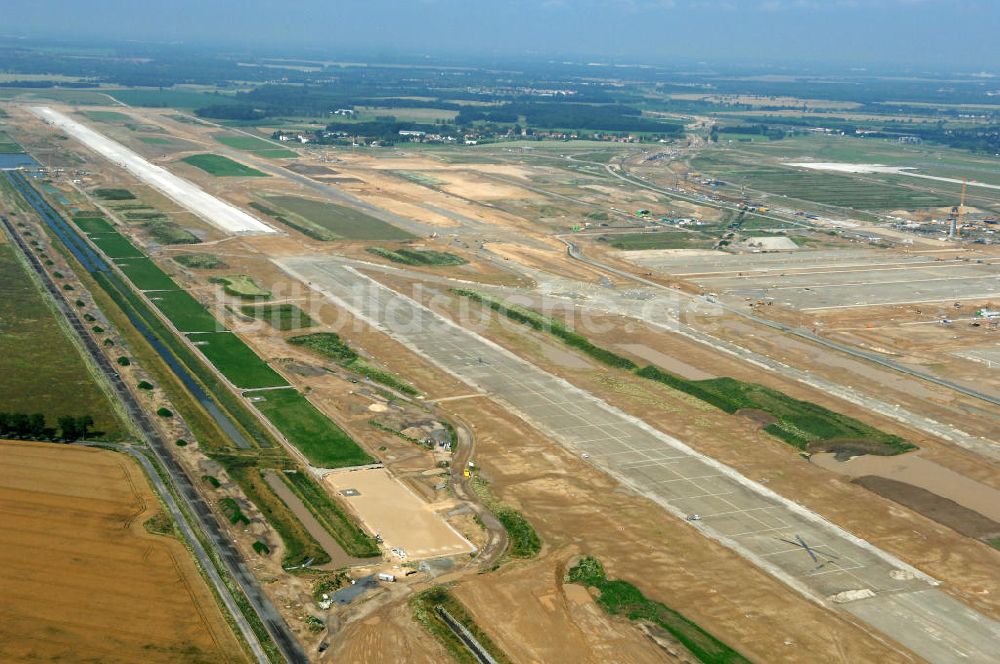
top-left (252, 389), bottom-right (372, 467)
top-left (215, 134), bottom-right (298, 158)
top-left (181, 153), bottom-right (268, 177)
top-left (263, 194), bottom-right (414, 241)
top-left (109, 88), bottom-right (242, 109)
top-left (0, 244), bottom-right (123, 438)
top-left (219, 497), bottom-right (251, 526)
top-left (411, 586), bottom-right (512, 664)
top-left (217, 460), bottom-right (330, 568)
top-left (0, 130), bottom-right (22, 153)
top-left (114, 257), bottom-right (178, 291)
top-left (288, 332), bottom-right (418, 395)
top-left (240, 303), bottom-right (315, 330)
top-left (636, 367), bottom-right (914, 455)
top-left (143, 511), bottom-right (176, 537)
top-left (148, 290), bottom-right (221, 333)
top-left (92, 188), bottom-right (136, 200)
top-left (174, 252), bottom-right (226, 269)
top-left (568, 556), bottom-right (750, 664)
top-left (212, 274), bottom-right (271, 299)
top-left (690, 155), bottom-right (952, 210)
top-left (83, 110), bottom-right (131, 123)
top-left (455, 288), bottom-right (909, 456)
top-left (451, 289), bottom-right (637, 371)
top-left (72, 215), bottom-right (116, 234)
top-left (279, 470), bottom-right (380, 556)
top-left (366, 246), bottom-right (467, 266)
top-left (470, 477), bottom-right (541, 559)
top-left (88, 232), bottom-right (144, 258)
top-left (139, 136), bottom-right (172, 145)
top-left (187, 331), bottom-right (288, 389)
top-left (147, 221), bottom-right (200, 245)
top-left (604, 232), bottom-right (716, 251)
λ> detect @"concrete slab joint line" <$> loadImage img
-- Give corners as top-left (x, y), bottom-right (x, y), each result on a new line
top-left (274, 256), bottom-right (1000, 664)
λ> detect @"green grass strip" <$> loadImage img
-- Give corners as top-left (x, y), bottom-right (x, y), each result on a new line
top-left (277, 470), bottom-right (380, 557)
top-left (450, 289), bottom-right (637, 370)
top-left (455, 289), bottom-right (913, 455)
top-left (288, 332), bottom-right (419, 395)
top-left (366, 246), bottom-right (467, 266)
top-left (411, 586), bottom-right (513, 664)
top-left (568, 556), bottom-right (751, 664)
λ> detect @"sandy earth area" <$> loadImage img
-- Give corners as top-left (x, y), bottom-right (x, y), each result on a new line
top-left (0, 440), bottom-right (244, 663)
top-left (325, 468), bottom-right (476, 561)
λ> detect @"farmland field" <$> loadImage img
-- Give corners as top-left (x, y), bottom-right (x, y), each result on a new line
top-left (0, 130), bottom-right (21, 153)
top-left (114, 257), bottom-right (179, 291)
top-left (0, 440), bottom-right (245, 663)
top-left (0, 243), bottom-right (123, 438)
top-left (215, 134), bottom-right (298, 158)
top-left (251, 389), bottom-right (373, 467)
top-left (148, 290), bottom-right (221, 333)
top-left (72, 215), bottom-right (117, 233)
top-left (264, 194), bottom-right (414, 240)
top-left (181, 154), bottom-right (268, 177)
top-left (87, 232), bottom-right (144, 258)
top-left (187, 331), bottom-right (289, 389)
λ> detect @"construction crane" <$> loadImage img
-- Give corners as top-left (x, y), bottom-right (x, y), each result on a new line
top-left (948, 179), bottom-right (968, 238)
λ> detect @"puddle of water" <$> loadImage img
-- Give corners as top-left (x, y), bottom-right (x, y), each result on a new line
top-left (813, 452), bottom-right (1000, 522)
top-left (0, 154), bottom-right (38, 169)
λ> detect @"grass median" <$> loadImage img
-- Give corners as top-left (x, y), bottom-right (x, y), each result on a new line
top-left (453, 289), bottom-right (914, 456)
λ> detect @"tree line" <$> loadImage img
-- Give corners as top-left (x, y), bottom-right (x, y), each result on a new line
top-left (0, 412), bottom-right (95, 441)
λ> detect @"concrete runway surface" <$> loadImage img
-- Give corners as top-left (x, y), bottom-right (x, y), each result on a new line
top-left (277, 254), bottom-right (1000, 664)
top-left (30, 106), bottom-right (277, 235)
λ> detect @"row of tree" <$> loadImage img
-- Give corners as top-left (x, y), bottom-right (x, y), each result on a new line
top-left (0, 412), bottom-right (95, 441)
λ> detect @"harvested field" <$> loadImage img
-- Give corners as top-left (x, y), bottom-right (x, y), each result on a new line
top-left (852, 476), bottom-right (1000, 540)
top-left (0, 441), bottom-right (244, 663)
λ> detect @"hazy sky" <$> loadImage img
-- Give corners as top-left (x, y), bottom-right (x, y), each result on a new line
top-left (4, 0), bottom-right (998, 69)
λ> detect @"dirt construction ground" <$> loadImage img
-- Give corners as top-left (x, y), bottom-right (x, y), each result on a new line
top-left (325, 467), bottom-right (476, 561)
top-left (0, 440), bottom-right (245, 663)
